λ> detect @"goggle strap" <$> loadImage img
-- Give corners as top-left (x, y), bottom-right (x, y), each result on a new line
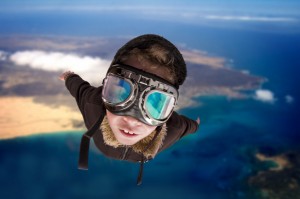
top-left (78, 134), bottom-right (91, 170)
top-left (137, 157), bottom-right (144, 186)
top-left (78, 109), bottom-right (105, 170)
top-left (111, 64), bottom-right (179, 89)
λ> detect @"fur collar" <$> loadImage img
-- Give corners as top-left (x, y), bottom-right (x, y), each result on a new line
top-left (100, 116), bottom-right (167, 159)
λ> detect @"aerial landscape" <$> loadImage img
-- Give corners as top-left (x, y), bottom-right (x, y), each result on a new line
top-left (0, 1), bottom-right (299, 199)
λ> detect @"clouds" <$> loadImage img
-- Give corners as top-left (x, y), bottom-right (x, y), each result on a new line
top-left (0, 50), bottom-right (8, 61)
top-left (3, 3), bottom-right (298, 24)
top-left (254, 89), bottom-right (276, 103)
top-left (9, 50), bottom-right (111, 84)
top-left (3, 49), bottom-right (295, 106)
top-left (204, 15), bottom-right (297, 22)
top-left (285, 95), bottom-right (294, 104)
top-left (1, 2), bottom-right (299, 36)
top-left (254, 89), bottom-right (295, 104)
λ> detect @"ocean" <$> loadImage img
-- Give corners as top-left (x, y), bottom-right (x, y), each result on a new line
top-left (0, 10), bottom-right (300, 199)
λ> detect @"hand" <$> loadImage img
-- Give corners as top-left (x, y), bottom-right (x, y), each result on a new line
top-left (59, 71), bottom-right (74, 81)
top-left (196, 117), bottom-right (200, 125)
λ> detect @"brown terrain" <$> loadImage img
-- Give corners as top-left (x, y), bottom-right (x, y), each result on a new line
top-left (0, 35), bottom-right (264, 139)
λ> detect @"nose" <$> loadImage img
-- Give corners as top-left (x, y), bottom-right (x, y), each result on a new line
top-left (122, 116), bottom-right (142, 126)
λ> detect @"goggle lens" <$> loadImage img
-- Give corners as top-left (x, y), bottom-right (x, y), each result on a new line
top-left (145, 91), bottom-right (175, 120)
top-left (103, 76), bottom-right (132, 104)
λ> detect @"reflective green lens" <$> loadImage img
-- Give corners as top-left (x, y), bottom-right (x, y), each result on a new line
top-left (103, 76), bottom-right (131, 104)
top-left (145, 91), bottom-right (175, 120)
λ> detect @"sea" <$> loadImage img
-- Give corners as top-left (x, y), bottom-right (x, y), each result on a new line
top-left (0, 10), bottom-right (300, 199)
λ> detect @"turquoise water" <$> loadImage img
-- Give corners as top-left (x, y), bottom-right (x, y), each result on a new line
top-left (1, 96), bottom-right (298, 199)
top-left (0, 131), bottom-right (258, 199)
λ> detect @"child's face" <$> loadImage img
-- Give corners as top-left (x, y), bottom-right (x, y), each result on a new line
top-left (106, 110), bottom-right (156, 145)
top-left (105, 55), bottom-right (172, 145)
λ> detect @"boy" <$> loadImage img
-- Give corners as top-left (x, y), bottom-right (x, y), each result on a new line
top-left (60, 34), bottom-right (200, 185)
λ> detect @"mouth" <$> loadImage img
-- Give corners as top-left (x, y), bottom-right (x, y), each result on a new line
top-left (119, 129), bottom-right (138, 137)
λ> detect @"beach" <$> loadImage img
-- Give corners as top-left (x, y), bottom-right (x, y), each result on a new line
top-left (0, 96), bottom-right (83, 139)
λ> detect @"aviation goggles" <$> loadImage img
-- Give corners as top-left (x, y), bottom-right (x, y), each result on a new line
top-left (102, 64), bottom-right (178, 126)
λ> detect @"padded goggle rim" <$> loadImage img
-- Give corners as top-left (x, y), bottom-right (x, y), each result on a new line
top-left (141, 88), bottom-right (177, 121)
top-left (102, 74), bottom-right (137, 111)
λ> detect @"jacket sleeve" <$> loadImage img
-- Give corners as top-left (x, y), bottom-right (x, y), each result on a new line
top-left (167, 111), bottom-right (199, 138)
top-left (159, 111), bottom-right (199, 152)
top-left (65, 74), bottom-right (99, 116)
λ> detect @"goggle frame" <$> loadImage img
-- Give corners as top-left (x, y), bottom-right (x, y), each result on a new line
top-left (102, 64), bottom-right (178, 126)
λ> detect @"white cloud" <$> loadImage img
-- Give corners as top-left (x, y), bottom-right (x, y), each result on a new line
top-left (9, 50), bottom-right (111, 84)
top-left (204, 15), bottom-right (297, 22)
top-left (0, 50), bottom-right (8, 61)
top-left (241, 70), bottom-right (250, 75)
top-left (254, 89), bottom-right (276, 103)
top-left (10, 5), bottom-right (298, 24)
top-left (285, 95), bottom-right (294, 104)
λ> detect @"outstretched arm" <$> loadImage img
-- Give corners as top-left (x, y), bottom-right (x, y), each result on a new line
top-left (59, 71), bottom-right (98, 116)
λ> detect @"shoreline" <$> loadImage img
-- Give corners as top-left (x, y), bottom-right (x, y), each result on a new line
top-left (0, 96), bottom-right (84, 140)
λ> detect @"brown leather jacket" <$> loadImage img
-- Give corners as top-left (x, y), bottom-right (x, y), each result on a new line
top-left (66, 74), bottom-right (199, 163)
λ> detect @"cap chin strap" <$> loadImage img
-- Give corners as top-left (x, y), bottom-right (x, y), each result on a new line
top-left (137, 125), bottom-right (163, 185)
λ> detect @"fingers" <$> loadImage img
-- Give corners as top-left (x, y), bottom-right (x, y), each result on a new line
top-left (59, 71), bottom-right (74, 81)
top-left (196, 117), bottom-right (200, 125)
top-left (58, 73), bottom-right (65, 81)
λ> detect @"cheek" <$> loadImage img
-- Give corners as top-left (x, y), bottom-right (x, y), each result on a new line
top-left (144, 125), bottom-right (157, 136)
top-left (106, 111), bottom-right (120, 127)
top-left (149, 126), bottom-right (157, 132)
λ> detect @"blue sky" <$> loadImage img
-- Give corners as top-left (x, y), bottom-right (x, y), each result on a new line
top-left (0, 0), bottom-right (299, 37)
top-left (1, 0), bottom-right (300, 14)
top-left (1, 0), bottom-right (300, 25)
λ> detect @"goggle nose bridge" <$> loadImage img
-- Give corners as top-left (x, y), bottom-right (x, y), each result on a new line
top-left (125, 71), bottom-right (155, 88)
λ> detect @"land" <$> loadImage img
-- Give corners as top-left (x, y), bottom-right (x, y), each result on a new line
top-left (249, 152), bottom-right (300, 199)
top-left (0, 35), bottom-right (265, 139)
top-left (0, 96), bottom-right (83, 139)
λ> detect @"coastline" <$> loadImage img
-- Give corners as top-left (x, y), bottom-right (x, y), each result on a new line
top-left (0, 96), bottom-right (84, 140)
